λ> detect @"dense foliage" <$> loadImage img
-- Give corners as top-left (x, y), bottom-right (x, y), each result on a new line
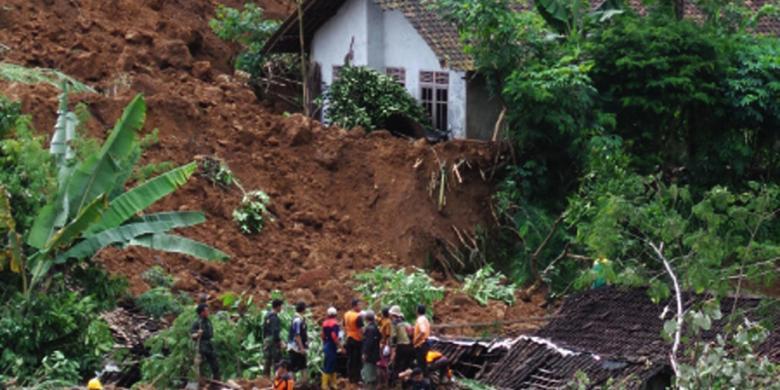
top-left (354, 266), bottom-right (445, 319)
top-left (321, 66), bottom-right (431, 132)
top-left (438, 0), bottom-right (780, 298)
top-left (209, 3), bottom-right (281, 79)
top-left (462, 264), bottom-right (516, 306)
top-left (0, 283), bottom-right (116, 385)
top-left (140, 292), bottom-right (322, 388)
top-left (0, 85), bottom-right (226, 385)
top-left (437, 0), bottom-right (780, 386)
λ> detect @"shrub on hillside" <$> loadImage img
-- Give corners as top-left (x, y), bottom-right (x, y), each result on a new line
top-left (0, 106), bottom-right (55, 233)
top-left (0, 288), bottom-right (114, 384)
top-left (209, 3), bottom-right (281, 78)
top-left (354, 266), bottom-right (445, 319)
top-left (233, 190), bottom-right (271, 234)
top-left (140, 293), bottom-right (322, 387)
top-left (321, 66), bottom-right (431, 133)
top-left (136, 287), bottom-right (190, 319)
top-left (462, 264), bottom-right (516, 306)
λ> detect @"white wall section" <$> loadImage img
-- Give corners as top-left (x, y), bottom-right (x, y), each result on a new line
top-left (311, 0), bottom-right (468, 139)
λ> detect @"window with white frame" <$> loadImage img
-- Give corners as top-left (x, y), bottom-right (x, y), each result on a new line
top-left (386, 67), bottom-right (406, 86)
top-left (420, 71), bottom-right (449, 132)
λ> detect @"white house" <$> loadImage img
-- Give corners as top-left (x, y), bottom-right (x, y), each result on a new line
top-left (262, 0), bottom-right (503, 140)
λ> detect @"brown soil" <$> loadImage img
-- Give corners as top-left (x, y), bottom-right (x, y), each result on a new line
top-left (0, 0), bottom-right (548, 327)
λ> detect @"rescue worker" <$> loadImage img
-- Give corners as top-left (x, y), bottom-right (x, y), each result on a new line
top-left (321, 307), bottom-right (341, 390)
top-left (274, 360), bottom-right (295, 390)
top-left (413, 304), bottom-right (431, 375)
top-left (378, 307), bottom-right (393, 387)
top-left (288, 302), bottom-right (309, 384)
top-left (191, 303), bottom-right (220, 381)
top-left (361, 310), bottom-right (381, 390)
top-left (426, 350), bottom-right (452, 384)
top-left (398, 367), bottom-right (433, 390)
top-left (343, 298), bottom-right (364, 389)
top-left (87, 378), bottom-right (103, 390)
top-left (264, 299), bottom-right (284, 378)
top-left (389, 305), bottom-right (414, 383)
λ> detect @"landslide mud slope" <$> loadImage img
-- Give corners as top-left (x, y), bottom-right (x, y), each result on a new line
top-left (0, 0), bottom-right (547, 325)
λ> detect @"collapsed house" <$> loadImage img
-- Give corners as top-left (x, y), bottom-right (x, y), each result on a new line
top-left (433, 287), bottom-right (779, 389)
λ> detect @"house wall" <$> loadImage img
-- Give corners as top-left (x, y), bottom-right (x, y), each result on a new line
top-left (311, 0), bottom-right (369, 84)
top-left (466, 74), bottom-right (503, 140)
top-left (310, 0), bottom-right (467, 139)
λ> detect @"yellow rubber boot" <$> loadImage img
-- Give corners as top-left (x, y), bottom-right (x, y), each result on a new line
top-left (330, 373), bottom-right (339, 390)
top-left (321, 373), bottom-right (331, 390)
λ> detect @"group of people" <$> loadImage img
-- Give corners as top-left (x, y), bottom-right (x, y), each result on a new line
top-left (190, 297), bottom-right (450, 389)
top-left (335, 299), bottom-right (449, 390)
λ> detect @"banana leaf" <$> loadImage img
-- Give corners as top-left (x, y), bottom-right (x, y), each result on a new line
top-left (128, 233), bottom-right (229, 262)
top-left (57, 212), bottom-right (206, 263)
top-left (50, 85), bottom-right (77, 167)
top-left (87, 162), bottom-right (197, 234)
top-left (28, 95), bottom-right (146, 248)
top-left (44, 194), bottom-right (106, 251)
top-left (63, 94), bottom-right (146, 219)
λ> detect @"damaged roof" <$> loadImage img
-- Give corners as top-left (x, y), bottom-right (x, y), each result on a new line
top-left (434, 287), bottom-right (779, 389)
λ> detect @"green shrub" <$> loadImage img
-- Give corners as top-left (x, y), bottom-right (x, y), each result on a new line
top-left (209, 3), bottom-right (281, 78)
top-left (136, 287), bottom-right (189, 319)
top-left (31, 351), bottom-right (81, 388)
top-left (462, 264), bottom-right (516, 306)
top-left (69, 264), bottom-right (129, 311)
top-left (199, 156), bottom-right (235, 189)
top-left (321, 66), bottom-right (431, 132)
top-left (354, 266), bottom-right (445, 319)
top-left (141, 265), bottom-right (175, 288)
top-left (0, 95), bottom-right (21, 138)
top-left (233, 190), bottom-right (271, 234)
top-left (0, 288), bottom-right (114, 383)
top-left (141, 308), bottom-right (237, 388)
top-left (0, 113), bottom-right (55, 233)
top-left (140, 293), bottom-right (323, 387)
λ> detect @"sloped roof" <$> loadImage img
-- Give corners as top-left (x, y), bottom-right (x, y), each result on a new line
top-left (262, 0), bottom-right (473, 70)
top-left (262, 0), bottom-right (780, 73)
top-left (374, 0), bottom-right (472, 71)
top-left (433, 287), bottom-right (779, 389)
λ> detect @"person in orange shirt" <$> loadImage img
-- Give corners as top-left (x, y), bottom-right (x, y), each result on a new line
top-left (274, 360), bottom-right (295, 390)
top-left (413, 304), bottom-right (431, 375)
top-left (343, 298), bottom-right (364, 390)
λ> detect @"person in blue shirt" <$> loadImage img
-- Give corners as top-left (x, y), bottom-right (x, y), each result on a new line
top-left (321, 306), bottom-right (341, 390)
top-left (288, 301), bottom-right (309, 383)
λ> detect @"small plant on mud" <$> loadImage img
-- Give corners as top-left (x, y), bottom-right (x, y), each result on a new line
top-left (141, 265), bottom-right (174, 288)
top-left (354, 266), bottom-right (445, 319)
top-left (199, 155), bottom-right (235, 189)
top-left (233, 190), bottom-right (271, 234)
top-left (463, 264), bottom-right (516, 306)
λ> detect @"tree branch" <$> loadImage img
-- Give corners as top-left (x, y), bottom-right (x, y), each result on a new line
top-left (649, 241), bottom-right (682, 377)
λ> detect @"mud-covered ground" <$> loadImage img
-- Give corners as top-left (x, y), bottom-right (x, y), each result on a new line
top-left (0, 0), bottom-right (548, 328)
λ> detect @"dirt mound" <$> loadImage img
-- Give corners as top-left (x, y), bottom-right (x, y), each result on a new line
top-left (0, 0), bottom-right (547, 327)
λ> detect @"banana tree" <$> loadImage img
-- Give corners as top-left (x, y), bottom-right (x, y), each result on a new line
top-left (23, 93), bottom-right (227, 293)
